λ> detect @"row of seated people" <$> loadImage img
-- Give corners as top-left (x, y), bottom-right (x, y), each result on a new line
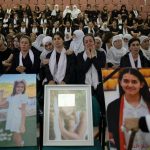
top-left (0, 4), bottom-right (150, 37)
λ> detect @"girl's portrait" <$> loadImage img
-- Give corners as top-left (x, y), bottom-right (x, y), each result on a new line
top-left (102, 68), bottom-right (150, 150)
top-left (0, 74), bottom-right (37, 147)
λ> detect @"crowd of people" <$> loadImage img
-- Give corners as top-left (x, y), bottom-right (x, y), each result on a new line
top-left (0, 2), bottom-right (150, 148)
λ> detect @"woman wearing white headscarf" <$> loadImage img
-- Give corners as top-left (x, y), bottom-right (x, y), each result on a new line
top-left (106, 35), bottom-right (127, 68)
top-left (63, 6), bottom-right (72, 18)
top-left (69, 30), bottom-right (85, 55)
top-left (71, 5), bottom-right (81, 20)
top-left (139, 35), bottom-right (150, 60)
top-left (32, 34), bottom-right (46, 52)
top-left (123, 34), bottom-right (132, 51)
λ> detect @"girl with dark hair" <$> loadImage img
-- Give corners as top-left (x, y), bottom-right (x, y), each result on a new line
top-left (107, 68), bottom-right (150, 150)
top-left (0, 80), bottom-right (28, 146)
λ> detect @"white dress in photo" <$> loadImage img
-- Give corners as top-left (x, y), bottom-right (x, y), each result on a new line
top-left (5, 94), bottom-right (28, 133)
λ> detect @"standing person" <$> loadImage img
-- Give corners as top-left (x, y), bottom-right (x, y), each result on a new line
top-left (107, 68), bottom-right (150, 150)
top-left (120, 38), bottom-right (150, 68)
top-left (9, 35), bottom-right (40, 74)
top-left (0, 80), bottom-right (28, 146)
top-left (76, 33), bottom-right (106, 95)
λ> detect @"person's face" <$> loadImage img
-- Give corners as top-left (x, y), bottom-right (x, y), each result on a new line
top-left (120, 73), bottom-right (143, 96)
top-left (84, 36), bottom-right (95, 50)
top-left (44, 42), bottom-right (53, 51)
top-left (141, 38), bottom-right (150, 50)
top-left (129, 41), bottom-right (140, 55)
top-left (13, 37), bottom-right (20, 48)
top-left (66, 21), bottom-right (71, 27)
top-left (95, 39), bottom-right (101, 49)
top-left (53, 35), bottom-right (64, 49)
top-left (20, 38), bottom-right (30, 52)
top-left (113, 39), bottom-right (122, 49)
top-left (15, 83), bottom-right (25, 94)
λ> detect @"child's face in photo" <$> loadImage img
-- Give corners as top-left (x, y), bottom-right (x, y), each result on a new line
top-left (16, 83), bottom-right (25, 94)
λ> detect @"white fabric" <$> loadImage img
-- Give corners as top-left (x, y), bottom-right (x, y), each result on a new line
top-left (146, 115), bottom-right (150, 132)
top-left (69, 30), bottom-right (84, 55)
top-left (32, 27), bottom-right (38, 34)
top-left (71, 5), bottom-right (81, 19)
top-left (42, 36), bottom-right (52, 46)
top-left (129, 52), bottom-right (142, 68)
top-left (63, 6), bottom-right (72, 18)
top-left (52, 27), bottom-right (59, 34)
top-left (139, 36), bottom-right (149, 44)
top-left (20, 27), bottom-right (26, 33)
top-left (141, 47), bottom-right (150, 60)
top-left (19, 49), bottom-right (34, 66)
top-left (123, 34), bottom-right (132, 41)
top-left (40, 49), bottom-right (52, 61)
top-left (5, 94), bottom-right (28, 132)
top-left (88, 27), bottom-right (95, 35)
top-left (123, 96), bottom-right (150, 149)
top-left (64, 27), bottom-right (72, 41)
top-left (83, 51), bottom-right (99, 89)
top-left (112, 35), bottom-right (123, 46)
top-left (106, 46), bottom-right (127, 66)
top-left (49, 49), bottom-right (67, 83)
top-left (32, 34), bottom-right (46, 52)
top-left (51, 5), bottom-right (59, 16)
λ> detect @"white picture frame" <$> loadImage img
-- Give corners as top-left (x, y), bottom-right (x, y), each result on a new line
top-left (43, 85), bottom-right (93, 146)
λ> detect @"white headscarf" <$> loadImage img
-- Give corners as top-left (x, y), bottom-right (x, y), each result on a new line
top-left (94, 37), bottom-right (106, 54)
top-left (139, 35), bottom-right (150, 60)
top-left (63, 6), bottom-right (72, 18)
top-left (107, 35), bottom-right (127, 66)
top-left (49, 49), bottom-right (67, 83)
top-left (32, 34), bottom-right (46, 52)
top-left (69, 30), bottom-right (85, 55)
top-left (139, 35), bottom-right (149, 44)
top-left (71, 5), bottom-right (81, 20)
top-left (19, 49), bottom-right (34, 66)
top-left (51, 4), bottom-right (59, 16)
top-left (123, 34), bottom-right (132, 51)
top-left (40, 36), bottom-right (53, 60)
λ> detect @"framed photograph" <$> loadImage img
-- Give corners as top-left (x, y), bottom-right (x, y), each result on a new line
top-left (0, 74), bottom-right (37, 147)
top-left (102, 68), bottom-right (150, 150)
top-left (43, 85), bottom-right (93, 146)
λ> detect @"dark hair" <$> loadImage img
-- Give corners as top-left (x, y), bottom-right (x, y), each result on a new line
top-left (83, 33), bottom-right (95, 44)
top-left (128, 38), bottom-right (140, 48)
top-left (53, 31), bottom-right (64, 41)
top-left (11, 80), bottom-right (26, 96)
top-left (20, 35), bottom-right (32, 46)
top-left (118, 68), bottom-right (150, 106)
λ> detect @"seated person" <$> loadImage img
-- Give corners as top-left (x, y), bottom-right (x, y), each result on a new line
top-left (120, 38), bottom-right (150, 68)
top-left (106, 35), bottom-right (127, 68)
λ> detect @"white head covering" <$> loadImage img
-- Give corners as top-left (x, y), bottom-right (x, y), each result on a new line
top-left (123, 34), bottom-right (132, 41)
top-left (71, 5), bottom-right (81, 20)
top-left (32, 34), bottom-right (46, 52)
top-left (42, 36), bottom-right (52, 46)
top-left (112, 35), bottom-right (123, 47)
top-left (139, 35), bottom-right (149, 44)
top-left (51, 4), bottom-right (59, 16)
top-left (69, 30), bottom-right (85, 55)
top-left (63, 6), bottom-right (71, 18)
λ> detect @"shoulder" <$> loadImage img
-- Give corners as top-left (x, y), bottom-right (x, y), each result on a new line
top-left (107, 98), bottom-right (120, 113)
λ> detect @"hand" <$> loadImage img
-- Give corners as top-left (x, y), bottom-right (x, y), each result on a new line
top-left (60, 81), bottom-right (66, 84)
top-left (16, 66), bottom-right (26, 73)
top-left (48, 80), bottom-right (56, 85)
top-left (42, 59), bottom-right (49, 65)
top-left (66, 49), bottom-right (74, 55)
top-left (124, 118), bottom-right (139, 131)
top-left (86, 50), bottom-right (92, 59)
top-left (2, 61), bottom-right (12, 67)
